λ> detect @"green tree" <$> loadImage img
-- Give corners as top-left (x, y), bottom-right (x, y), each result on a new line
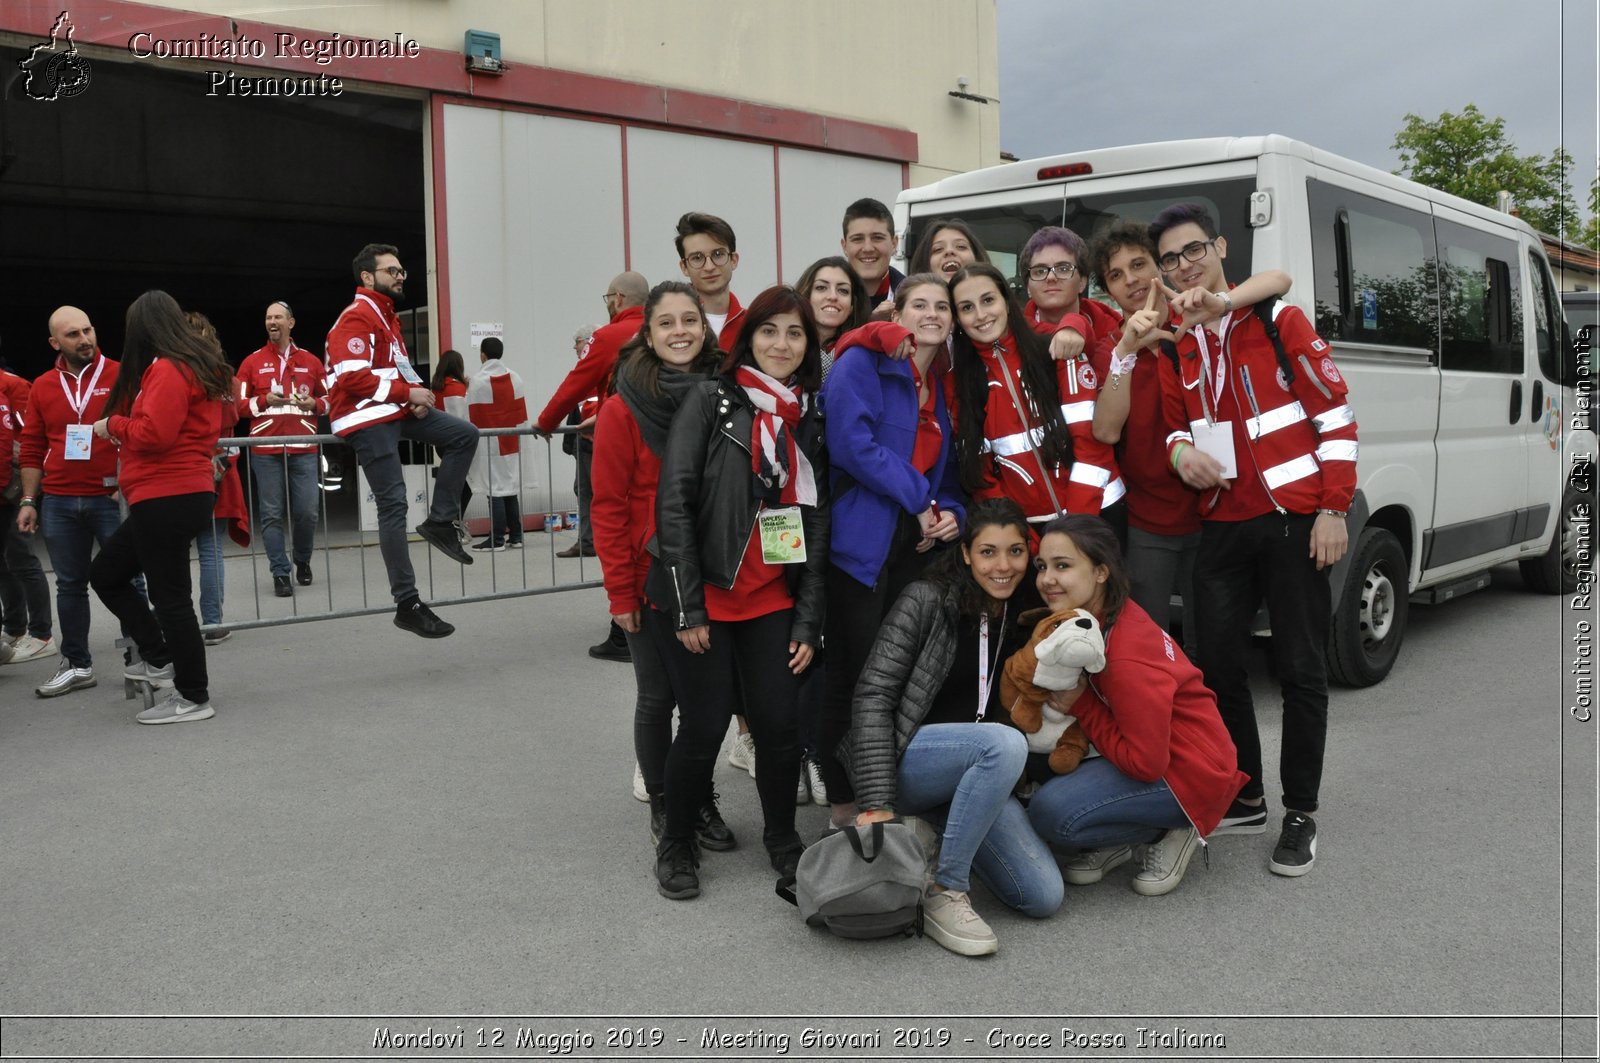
top-left (1392, 104), bottom-right (1580, 236)
top-left (1581, 174), bottom-right (1600, 251)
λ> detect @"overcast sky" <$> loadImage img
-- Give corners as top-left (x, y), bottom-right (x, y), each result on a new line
top-left (997, 0), bottom-right (1598, 221)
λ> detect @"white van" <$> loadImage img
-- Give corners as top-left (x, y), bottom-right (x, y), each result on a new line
top-left (895, 134), bottom-right (1596, 686)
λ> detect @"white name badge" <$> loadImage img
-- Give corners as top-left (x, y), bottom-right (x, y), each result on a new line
top-left (1190, 420), bottom-right (1238, 479)
top-left (758, 506), bottom-right (807, 565)
top-left (64, 423), bottom-right (94, 461)
top-left (393, 352), bottom-right (423, 385)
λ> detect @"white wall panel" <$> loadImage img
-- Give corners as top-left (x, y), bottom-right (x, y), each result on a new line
top-left (625, 128), bottom-right (778, 300)
top-left (777, 149), bottom-right (904, 282)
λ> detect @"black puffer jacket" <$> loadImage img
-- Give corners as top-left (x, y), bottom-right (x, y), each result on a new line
top-left (647, 375), bottom-right (829, 646)
top-left (844, 578), bottom-right (1033, 811)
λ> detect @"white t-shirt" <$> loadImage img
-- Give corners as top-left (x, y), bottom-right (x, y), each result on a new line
top-left (706, 311), bottom-right (728, 338)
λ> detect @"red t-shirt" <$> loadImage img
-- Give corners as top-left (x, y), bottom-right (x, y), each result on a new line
top-left (703, 523), bottom-right (793, 623)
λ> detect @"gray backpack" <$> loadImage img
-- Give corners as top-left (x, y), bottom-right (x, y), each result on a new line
top-left (780, 821), bottom-right (926, 940)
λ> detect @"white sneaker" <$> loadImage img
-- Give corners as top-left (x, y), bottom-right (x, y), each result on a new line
top-left (795, 766), bottom-right (810, 805)
top-left (632, 762), bottom-right (648, 803)
top-left (0, 632), bottom-right (15, 647)
top-left (37, 660), bottom-right (96, 698)
top-left (805, 755), bottom-right (828, 806)
top-left (136, 691), bottom-right (215, 725)
top-left (922, 888), bottom-right (998, 956)
top-left (727, 731), bottom-right (757, 778)
top-left (0, 641), bottom-right (12, 666)
top-left (4, 635), bottom-right (57, 664)
top-left (1061, 845), bottom-right (1133, 885)
top-left (123, 660), bottom-right (175, 688)
top-left (1132, 827), bottom-right (1200, 896)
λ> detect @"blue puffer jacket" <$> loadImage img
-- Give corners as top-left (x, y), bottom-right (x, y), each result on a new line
top-left (820, 343), bottom-right (965, 588)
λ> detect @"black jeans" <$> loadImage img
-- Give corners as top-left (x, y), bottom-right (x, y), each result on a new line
top-left (1193, 511), bottom-right (1330, 813)
top-left (817, 512), bottom-right (936, 803)
top-left (90, 492), bottom-right (214, 703)
top-left (1, 524), bottom-right (51, 639)
top-left (647, 606), bottom-right (802, 854)
top-left (628, 625), bottom-right (677, 796)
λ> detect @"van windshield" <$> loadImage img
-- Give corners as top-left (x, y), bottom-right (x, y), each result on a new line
top-left (906, 177), bottom-right (1256, 297)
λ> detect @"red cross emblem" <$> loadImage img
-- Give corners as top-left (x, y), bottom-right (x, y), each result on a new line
top-left (468, 373), bottom-right (527, 455)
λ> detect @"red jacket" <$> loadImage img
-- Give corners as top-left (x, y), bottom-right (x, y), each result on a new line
top-left (0, 369), bottom-right (28, 431)
top-left (1022, 296), bottom-right (1123, 352)
top-left (0, 389), bottom-right (14, 491)
top-left (107, 358), bottom-right (225, 505)
top-left (713, 291), bottom-right (746, 353)
top-left (212, 454), bottom-right (251, 547)
top-left (325, 289), bottom-right (419, 437)
top-left (235, 341), bottom-right (329, 454)
top-left (17, 352), bottom-right (121, 497)
top-left (590, 392), bottom-right (661, 615)
top-left (951, 331), bottom-right (1125, 521)
top-left (1075, 601), bottom-right (1249, 837)
top-left (536, 305), bottom-right (644, 434)
top-left (1095, 326), bottom-right (1201, 537)
top-left (1160, 301), bottom-right (1358, 520)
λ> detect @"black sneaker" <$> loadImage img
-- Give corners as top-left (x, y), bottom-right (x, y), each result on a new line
top-left (1270, 811), bottom-right (1317, 877)
top-left (655, 837), bottom-right (700, 900)
top-left (415, 518), bottom-right (474, 565)
top-left (695, 790), bottom-right (737, 851)
top-left (273, 575), bottom-right (293, 598)
top-left (588, 622), bottom-right (632, 663)
top-left (768, 840), bottom-right (807, 882)
top-left (394, 597), bottom-right (454, 638)
top-left (296, 561), bottom-right (313, 585)
top-left (648, 795), bottom-right (666, 846)
top-left (1213, 797), bottom-right (1269, 835)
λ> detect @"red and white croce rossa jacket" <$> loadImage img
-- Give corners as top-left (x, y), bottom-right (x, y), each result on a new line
top-left (235, 341), bottom-right (329, 454)
top-left (1159, 300), bottom-right (1358, 520)
top-left (324, 288), bottom-right (418, 437)
top-left (951, 331), bottom-right (1125, 521)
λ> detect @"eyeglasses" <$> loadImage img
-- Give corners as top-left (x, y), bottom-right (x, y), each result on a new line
top-left (373, 266), bottom-right (408, 280)
top-left (1027, 262), bottom-right (1079, 281)
top-left (602, 291), bottom-right (622, 302)
top-left (1157, 240), bottom-right (1217, 272)
top-left (683, 249), bottom-right (731, 268)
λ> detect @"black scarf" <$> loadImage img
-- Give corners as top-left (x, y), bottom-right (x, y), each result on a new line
top-left (617, 366), bottom-right (704, 458)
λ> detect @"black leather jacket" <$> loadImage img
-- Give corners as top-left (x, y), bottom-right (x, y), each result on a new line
top-left (646, 376), bottom-right (829, 646)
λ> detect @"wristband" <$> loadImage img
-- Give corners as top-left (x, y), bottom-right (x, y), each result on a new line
top-left (18, 496), bottom-right (38, 508)
top-left (1318, 508), bottom-right (1347, 518)
top-left (1214, 290), bottom-right (1234, 314)
top-left (1170, 442), bottom-right (1189, 471)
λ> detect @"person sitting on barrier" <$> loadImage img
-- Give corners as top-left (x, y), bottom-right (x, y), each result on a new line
top-left (15, 307), bottom-right (126, 698)
top-left (235, 300), bottom-right (327, 598)
top-left (846, 497), bottom-right (1062, 957)
top-left (465, 337), bottom-right (530, 551)
top-left (1023, 514), bottom-right (1248, 896)
top-left (89, 290), bottom-right (234, 724)
top-left (590, 281), bottom-right (724, 849)
top-left (645, 285), bottom-right (828, 900)
top-left (326, 242), bottom-right (479, 639)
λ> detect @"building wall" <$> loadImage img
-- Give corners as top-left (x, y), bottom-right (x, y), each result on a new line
top-left (130, 0), bottom-right (1000, 186)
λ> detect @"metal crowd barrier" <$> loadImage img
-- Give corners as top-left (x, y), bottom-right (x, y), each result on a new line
top-left (196, 425), bottom-right (600, 635)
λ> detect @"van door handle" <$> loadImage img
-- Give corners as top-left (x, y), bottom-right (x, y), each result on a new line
top-left (1531, 379), bottom-right (1544, 422)
top-left (1509, 380), bottom-right (1523, 424)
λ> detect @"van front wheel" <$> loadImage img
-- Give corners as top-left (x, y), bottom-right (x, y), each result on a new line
top-left (1327, 527), bottom-right (1408, 687)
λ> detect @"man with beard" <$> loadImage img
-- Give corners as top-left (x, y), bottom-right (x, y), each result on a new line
top-left (235, 300), bottom-right (327, 598)
top-left (326, 243), bottom-right (477, 638)
top-left (15, 307), bottom-right (122, 696)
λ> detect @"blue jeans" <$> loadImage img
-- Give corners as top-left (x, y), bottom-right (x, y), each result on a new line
top-left (195, 517), bottom-right (230, 627)
top-left (1027, 756), bottom-right (1189, 850)
top-left (39, 493), bottom-right (125, 668)
top-left (897, 724), bottom-right (1062, 918)
top-left (249, 451), bottom-right (318, 578)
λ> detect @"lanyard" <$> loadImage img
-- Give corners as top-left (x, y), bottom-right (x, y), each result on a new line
top-left (1191, 311), bottom-right (1238, 426)
top-left (58, 356), bottom-right (106, 423)
top-left (273, 345), bottom-right (296, 391)
top-left (975, 604), bottom-right (1007, 722)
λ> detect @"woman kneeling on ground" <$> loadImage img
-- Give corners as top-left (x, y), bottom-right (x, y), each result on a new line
top-left (1023, 514), bottom-right (1248, 895)
top-left (848, 498), bottom-right (1062, 957)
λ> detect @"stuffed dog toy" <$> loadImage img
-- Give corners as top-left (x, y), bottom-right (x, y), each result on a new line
top-left (1001, 608), bottom-right (1106, 775)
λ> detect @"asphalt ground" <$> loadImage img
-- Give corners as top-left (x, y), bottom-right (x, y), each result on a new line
top-left (0, 536), bottom-right (1594, 1061)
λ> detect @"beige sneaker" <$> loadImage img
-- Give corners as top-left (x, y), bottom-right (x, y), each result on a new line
top-left (922, 888), bottom-right (997, 956)
top-left (1061, 844), bottom-right (1133, 885)
top-left (5, 635), bottom-right (57, 664)
top-left (1132, 828), bottom-right (1199, 896)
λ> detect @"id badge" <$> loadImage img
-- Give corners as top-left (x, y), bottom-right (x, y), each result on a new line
top-left (393, 352), bottom-right (423, 385)
top-left (757, 506), bottom-right (807, 565)
top-left (1190, 420), bottom-right (1238, 479)
top-left (64, 423), bottom-right (93, 461)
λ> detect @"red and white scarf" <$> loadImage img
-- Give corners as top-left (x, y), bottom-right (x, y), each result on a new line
top-left (735, 365), bottom-right (816, 506)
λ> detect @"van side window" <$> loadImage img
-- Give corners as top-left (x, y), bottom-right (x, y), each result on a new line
top-left (1307, 178), bottom-right (1437, 351)
top-left (1527, 251), bottom-right (1564, 382)
top-left (1436, 219), bottom-right (1523, 374)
